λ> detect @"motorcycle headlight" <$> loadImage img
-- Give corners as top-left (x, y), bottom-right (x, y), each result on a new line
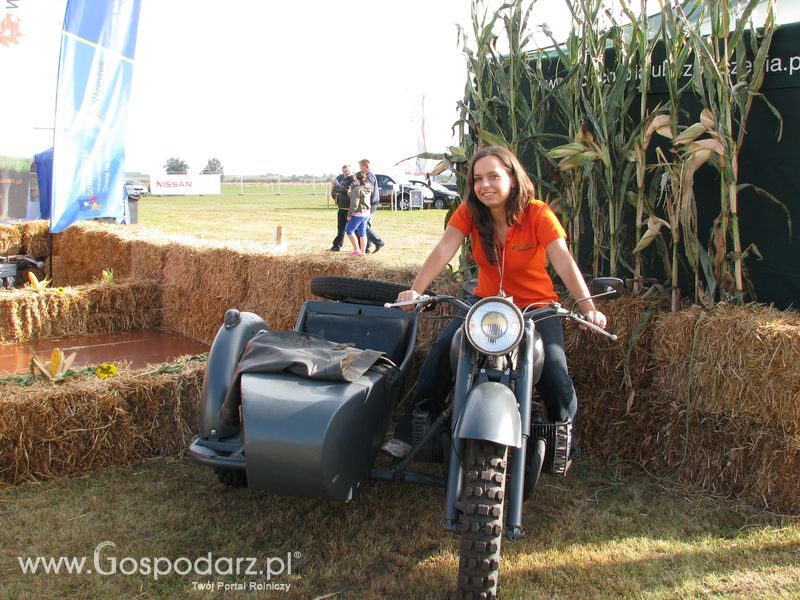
top-left (464, 297), bottom-right (524, 356)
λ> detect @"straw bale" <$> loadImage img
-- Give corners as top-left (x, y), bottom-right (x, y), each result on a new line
top-left (651, 303), bottom-right (800, 434)
top-left (564, 295), bottom-right (664, 397)
top-left (84, 278), bottom-right (163, 332)
top-left (50, 224), bottom-right (96, 285)
top-left (0, 222), bottom-right (22, 255)
top-left (129, 236), bottom-right (170, 279)
top-left (18, 220), bottom-right (51, 257)
top-left (51, 221), bottom-right (133, 285)
top-left (576, 384), bottom-right (800, 513)
top-left (0, 287), bottom-right (90, 343)
top-left (0, 358), bottom-right (205, 484)
top-left (161, 244), bottom-right (255, 343)
top-left (0, 278), bottom-right (161, 343)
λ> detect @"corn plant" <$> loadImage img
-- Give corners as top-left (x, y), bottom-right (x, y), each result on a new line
top-left (434, 0), bottom-right (784, 305)
top-left (679, 0), bottom-right (783, 301)
top-left (622, 0), bottom-right (660, 294)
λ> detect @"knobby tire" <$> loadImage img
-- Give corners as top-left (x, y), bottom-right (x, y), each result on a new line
top-left (456, 440), bottom-right (508, 599)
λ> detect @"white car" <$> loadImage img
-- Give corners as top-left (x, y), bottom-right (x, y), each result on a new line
top-left (375, 174), bottom-right (433, 210)
top-left (125, 179), bottom-right (148, 197)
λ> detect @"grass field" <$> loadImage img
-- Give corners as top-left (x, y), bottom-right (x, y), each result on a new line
top-left (3, 192), bottom-right (799, 599)
top-left (136, 188), bottom-right (450, 267)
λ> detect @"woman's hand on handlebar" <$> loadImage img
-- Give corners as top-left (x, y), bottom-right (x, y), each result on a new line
top-left (396, 289), bottom-right (421, 311)
top-left (580, 309), bottom-right (607, 330)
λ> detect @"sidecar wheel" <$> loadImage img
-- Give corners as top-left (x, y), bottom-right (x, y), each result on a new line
top-left (456, 440), bottom-right (507, 599)
top-left (311, 275), bottom-right (411, 304)
top-left (215, 468), bottom-right (247, 488)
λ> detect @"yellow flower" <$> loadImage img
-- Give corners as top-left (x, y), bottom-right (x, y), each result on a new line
top-left (95, 363), bottom-right (118, 379)
top-left (57, 287), bottom-right (65, 294)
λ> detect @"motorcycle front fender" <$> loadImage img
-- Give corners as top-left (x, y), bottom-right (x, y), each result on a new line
top-left (454, 381), bottom-right (522, 448)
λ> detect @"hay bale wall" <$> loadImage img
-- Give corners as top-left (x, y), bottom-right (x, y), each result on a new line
top-left (5, 220), bottom-right (798, 513)
top-left (0, 220), bottom-right (50, 257)
top-left (0, 278), bottom-right (162, 343)
top-left (47, 221), bottom-right (457, 345)
top-left (0, 360), bottom-right (204, 484)
top-left (651, 304), bottom-right (800, 433)
top-left (570, 301), bottom-right (800, 514)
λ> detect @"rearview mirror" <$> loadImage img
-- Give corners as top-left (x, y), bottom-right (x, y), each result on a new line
top-left (589, 277), bottom-right (624, 299)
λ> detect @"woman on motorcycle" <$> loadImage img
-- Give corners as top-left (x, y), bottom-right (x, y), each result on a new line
top-left (382, 145), bottom-right (608, 458)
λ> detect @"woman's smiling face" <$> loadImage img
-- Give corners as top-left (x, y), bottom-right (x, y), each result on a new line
top-left (472, 155), bottom-right (514, 211)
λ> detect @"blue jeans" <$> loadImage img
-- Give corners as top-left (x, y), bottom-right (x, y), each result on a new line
top-left (366, 204), bottom-right (383, 246)
top-left (396, 297), bottom-right (577, 440)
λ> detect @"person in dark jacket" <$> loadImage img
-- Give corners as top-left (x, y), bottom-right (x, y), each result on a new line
top-left (329, 164), bottom-right (353, 251)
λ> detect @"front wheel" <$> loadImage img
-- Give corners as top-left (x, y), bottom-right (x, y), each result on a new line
top-left (397, 195), bottom-right (411, 211)
top-left (433, 197), bottom-right (446, 209)
top-left (456, 440), bottom-right (508, 599)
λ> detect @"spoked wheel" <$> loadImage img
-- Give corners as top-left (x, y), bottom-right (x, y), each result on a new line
top-left (523, 437), bottom-right (546, 501)
top-left (456, 440), bottom-right (508, 599)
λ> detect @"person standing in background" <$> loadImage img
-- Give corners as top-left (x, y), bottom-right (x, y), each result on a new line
top-left (344, 171), bottom-right (372, 256)
top-left (329, 164), bottom-right (353, 251)
top-left (358, 158), bottom-right (385, 254)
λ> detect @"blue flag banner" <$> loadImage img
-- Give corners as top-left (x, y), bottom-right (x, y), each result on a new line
top-left (51, 0), bottom-right (142, 234)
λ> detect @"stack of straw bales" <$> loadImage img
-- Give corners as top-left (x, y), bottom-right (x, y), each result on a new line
top-left (50, 221), bottom-right (458, 345)
top-left (0, 278), bottom-right (161, 343)
top-left (4, 220), bottom-right (798, 514)
top-left (568, 301), bottom-right (800, 513)
top-left (0, 220), bottom-right (50, 257)
top-left (0, 358), bottom-right (205, 484)
top-left (2, 221), bottom-right (459, 485)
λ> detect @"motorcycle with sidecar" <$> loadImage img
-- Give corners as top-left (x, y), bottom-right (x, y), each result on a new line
top-left (188, 275), bottom-right (622, 598)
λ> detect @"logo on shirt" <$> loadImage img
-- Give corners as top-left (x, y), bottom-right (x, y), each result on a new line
top-left (511, 243), bottom-right (536, 251)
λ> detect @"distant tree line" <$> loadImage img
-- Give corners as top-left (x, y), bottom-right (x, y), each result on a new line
top-left (162, 157), bottom-right (331, 181)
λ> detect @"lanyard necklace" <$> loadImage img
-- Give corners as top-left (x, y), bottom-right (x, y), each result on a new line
top-left (495, 226), bottom-right (511, 298)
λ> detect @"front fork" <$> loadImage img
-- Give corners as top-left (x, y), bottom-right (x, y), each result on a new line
top-left (444, 321), bottom-right (535, 540)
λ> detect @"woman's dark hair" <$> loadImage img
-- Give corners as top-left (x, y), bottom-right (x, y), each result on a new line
top-left (464, 146), bottom-right (535, 265)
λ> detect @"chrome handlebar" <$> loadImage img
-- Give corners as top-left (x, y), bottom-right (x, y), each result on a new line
top-left (384, 296), bottom-right (617, 342)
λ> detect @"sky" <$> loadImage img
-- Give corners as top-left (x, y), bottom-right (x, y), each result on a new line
top-left (124, 0), bottom-right (486, 177)
top-left (2, 0), bottom-right (575, 178)
top-left (5, 1), bottom-right (795, 178)
top-left (121, 0), bottom-right (790, 177)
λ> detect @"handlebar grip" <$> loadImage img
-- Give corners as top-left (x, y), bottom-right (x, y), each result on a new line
top-left (572, 314), bottom-right (617, 341)
top-left (383, 295), bottom-right (431, 309)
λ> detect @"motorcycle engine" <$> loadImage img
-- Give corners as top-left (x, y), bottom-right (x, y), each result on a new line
top-left (531, 417), bottom-right (572, 476)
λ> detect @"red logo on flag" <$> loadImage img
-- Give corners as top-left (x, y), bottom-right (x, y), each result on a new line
top-left (0, 14), bottom-right (22, 47)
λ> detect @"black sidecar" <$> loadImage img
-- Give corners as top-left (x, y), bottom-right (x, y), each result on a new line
top-left (188, 277), bottom-right (418, 501)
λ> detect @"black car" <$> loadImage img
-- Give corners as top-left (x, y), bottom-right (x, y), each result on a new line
top-left (408, 179), bottom-right (460, 209)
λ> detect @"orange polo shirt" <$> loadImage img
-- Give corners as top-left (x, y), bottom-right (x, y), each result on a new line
top-left (448, 200), bottom-right (566, 309)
